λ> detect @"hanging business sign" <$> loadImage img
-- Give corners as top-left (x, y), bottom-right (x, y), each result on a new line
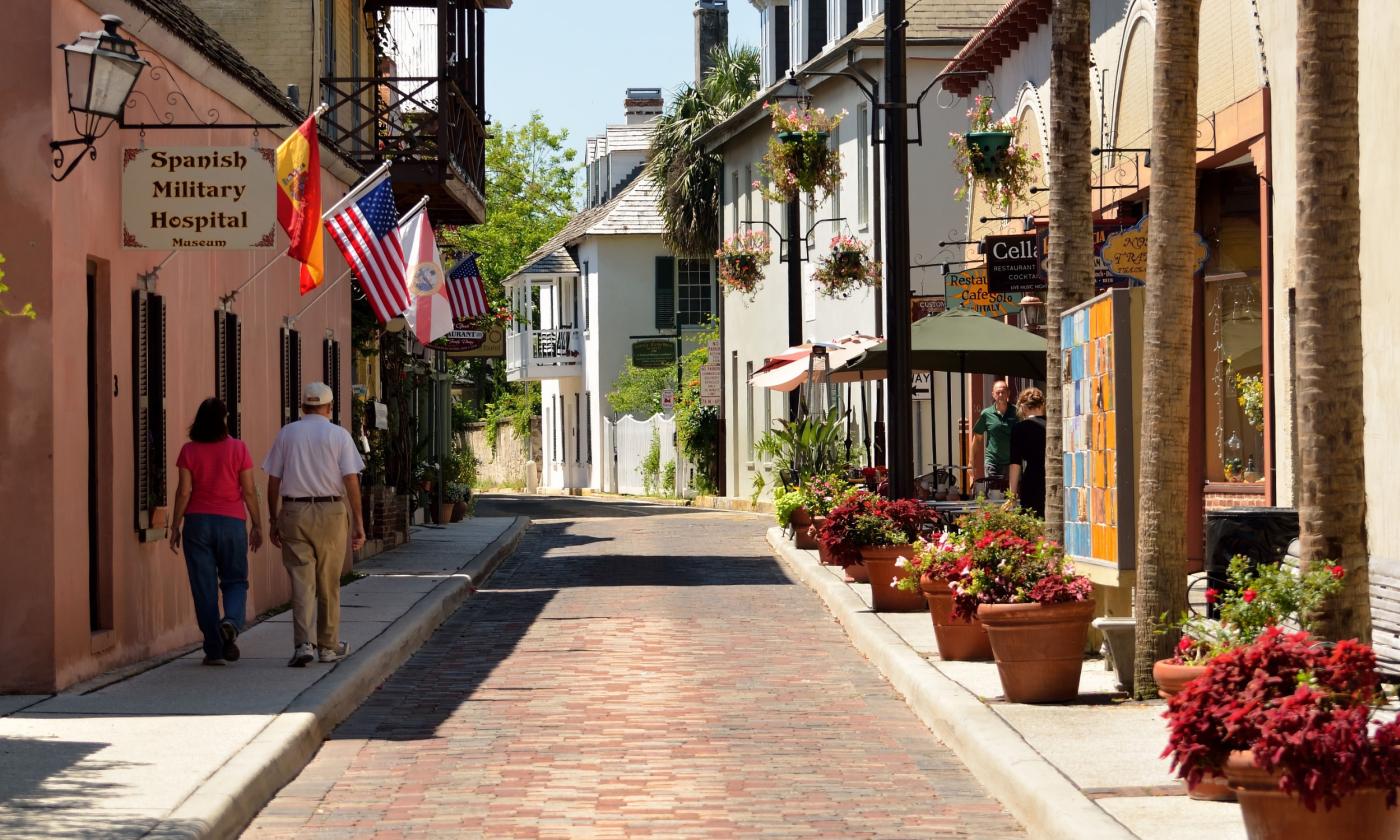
top-left (435, 323), bottom-right (506, 358)
top-left (1035, 219), bottom-right (1142, 292)
top-left (943, 267), bottom-right (1021, 318)
top-left (1098, 216), bottom-right (1209, 284)
top-left (121, 147), bottom-right (277, 249)
top-left (984, 233), bottom-right (1044, 294)
top-left (910, 294), bottom-right (946, 323)
top-left (632, 339), bottom-right (676, 369)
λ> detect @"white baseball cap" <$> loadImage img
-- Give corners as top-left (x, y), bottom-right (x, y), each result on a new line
top-left (302, 382), bottom-right (334, 406)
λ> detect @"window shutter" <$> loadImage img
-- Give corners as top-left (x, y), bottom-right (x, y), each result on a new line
top-left (324, 338), bottom-right (342, 425)
top-left (291, 329), bottom-right (302, 423)
top-left (584, 391), bottom-right (592, 463)
top-left (280, 329), bottom-right (291, 426)
top-left (227, 314), bottom-right (242, 440)
top-left (150, 295), bottom-right (167, 508)
top-left (214, 311), bottom-right (228, 409)
top-left (132, 291), bottom-right (150, 531)
top-left (654, 256), bottom-right (676, 330)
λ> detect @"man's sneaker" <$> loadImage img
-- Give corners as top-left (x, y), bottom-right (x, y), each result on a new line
top-left (287, 643), bottom-right (315, 668)
top-left (318, 641), bottom-right (351, 663)
top-left (202, 656), bottom-right (227, 666)
top-left (219, 620), bottom-right (240, 662)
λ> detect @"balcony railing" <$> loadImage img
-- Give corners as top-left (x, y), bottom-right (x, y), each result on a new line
top-left (319, 75), bottom-right (486, 224)
top-left (505, 329), bottom-right (583, 381)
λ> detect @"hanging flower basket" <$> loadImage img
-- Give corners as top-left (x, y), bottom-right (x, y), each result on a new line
top-left (715, 230), bottom-right (772, 299)
top-left (756, 103), bottom-right (844, 203)
top-left (812, 235), bottom-right (881, 298)
top-left (949, 96), bottom-right (1040, 214)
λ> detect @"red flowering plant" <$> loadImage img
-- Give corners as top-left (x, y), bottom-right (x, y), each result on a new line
top-left (944, 530), bottom-right (1091, 621)
top-left (896, 501), bottom-right (1044, 593)
top-left (818, 490), bottom-right (940, 566)
top-left (1171, 555), bottom-right (1345, 665)
top-left (1163, 627), bottom-right (1400, 811)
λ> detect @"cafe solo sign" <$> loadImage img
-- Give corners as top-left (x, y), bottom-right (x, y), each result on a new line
top-left (121, 147), bottom-right (276, 249)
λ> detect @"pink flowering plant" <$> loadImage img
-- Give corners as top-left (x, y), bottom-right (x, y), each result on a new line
top-left (811, 235), bottom-right (881, 298)
top-left (716, 230), bottom-right (772, 299)
top-left (895, 501), bottom-right (1044, 593)
top-left (948, 95), bottom-right (1040, 214)
top-left (756, 103), bottom-right (845, 203)
top-left (943, 529), bottom-right (1091, 621)
top-left (1170, 554), bottom-right (1345, 665)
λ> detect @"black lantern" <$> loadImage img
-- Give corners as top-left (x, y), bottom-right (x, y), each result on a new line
top-left (1018, 295), bottom-right (1046, 331)
top-left (51, 15), bottom-right (147, 181)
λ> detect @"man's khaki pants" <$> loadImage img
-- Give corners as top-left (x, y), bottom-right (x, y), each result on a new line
top-left (278, 500), bottom-right (348, 650)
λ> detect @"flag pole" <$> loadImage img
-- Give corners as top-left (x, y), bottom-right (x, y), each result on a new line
top-left (288, 196), bottom-right (428, 325)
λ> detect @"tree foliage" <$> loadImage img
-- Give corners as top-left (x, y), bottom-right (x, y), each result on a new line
top-left (647, 44), bottom-right (760, 257)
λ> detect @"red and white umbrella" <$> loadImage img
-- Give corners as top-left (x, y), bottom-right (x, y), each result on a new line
top-left (747, 334), bottom-right (883, 392)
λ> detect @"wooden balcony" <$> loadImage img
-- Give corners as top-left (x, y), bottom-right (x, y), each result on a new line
top-left (505, 329), bottom-right (583, 382)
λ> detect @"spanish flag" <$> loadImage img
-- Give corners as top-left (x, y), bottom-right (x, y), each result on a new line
top-left (275, 114), bottom-right (324, 294)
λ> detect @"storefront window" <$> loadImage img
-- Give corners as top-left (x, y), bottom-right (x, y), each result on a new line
top-left (1205, 274), bottom-right (1264, 483)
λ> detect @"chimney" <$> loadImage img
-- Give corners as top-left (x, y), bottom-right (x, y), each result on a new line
top-left (624, 87), bottom-right (664, 124)
top-left (694, 0), bottom-right (729, 85)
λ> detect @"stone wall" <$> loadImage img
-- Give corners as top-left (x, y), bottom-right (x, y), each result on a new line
top-left (462, 418), bottom-right (541, 490)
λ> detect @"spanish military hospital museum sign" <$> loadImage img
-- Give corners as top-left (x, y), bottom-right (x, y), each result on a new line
top-left (122, 147), bottom-right (277, 249)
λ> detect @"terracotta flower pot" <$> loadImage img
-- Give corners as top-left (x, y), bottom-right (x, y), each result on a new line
top-left (1224, 751), bottom-right (1399, 839)
top-left (451, 500), bottom-right (469, 522)
top-left (976, 600), bottom-right (1096, 703)
top-left (843, 562), bottom-right (869, 583)
top-left (921, 574), bottom-right (992, 661)
top-left (1152, 659), bottom-right (1208, 700)
top-left (859, 545), bottom-right (926, 612)
top-left (808, 517), bottom-right (832, 559)
top-left (791, 507), bottom-right (819, 550)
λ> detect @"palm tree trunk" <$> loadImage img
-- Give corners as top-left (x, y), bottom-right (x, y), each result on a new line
top-left (1043, 0), bottom-right (1094, 542)
top-left (1296, 0), bottom-right (1369, 641)
top-left (1132, 0), bottom-right (1201, 698)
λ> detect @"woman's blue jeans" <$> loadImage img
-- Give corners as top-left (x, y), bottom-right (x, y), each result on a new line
top-left (182, 514), bottom-right (249, 659)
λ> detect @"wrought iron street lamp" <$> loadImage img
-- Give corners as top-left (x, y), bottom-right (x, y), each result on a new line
top-left (1018, 295), bottom-right (1046, 332)
top-left (51, 15), bottom-right (148, 181)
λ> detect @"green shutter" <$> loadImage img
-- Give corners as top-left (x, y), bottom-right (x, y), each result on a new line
top-left (655, 256), bottom-right (676, 330)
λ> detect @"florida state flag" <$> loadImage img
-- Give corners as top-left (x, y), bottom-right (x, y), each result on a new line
top-left (275, 114), bottom-right (324, 294)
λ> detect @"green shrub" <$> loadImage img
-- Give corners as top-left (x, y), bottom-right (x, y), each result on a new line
top-left (641, 428), bottom-right (662, 495)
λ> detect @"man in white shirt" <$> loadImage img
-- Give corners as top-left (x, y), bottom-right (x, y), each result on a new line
top-left (264, 382), bottom-right (367, 667)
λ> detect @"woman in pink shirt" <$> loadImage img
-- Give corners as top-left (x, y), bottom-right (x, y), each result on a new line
top-left (169, 399), bottom-right (264, 665)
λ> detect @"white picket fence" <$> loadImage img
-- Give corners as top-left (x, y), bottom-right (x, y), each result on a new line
top-left (604, 413), bottom-right (696, 498)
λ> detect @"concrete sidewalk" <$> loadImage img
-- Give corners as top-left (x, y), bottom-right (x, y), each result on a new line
top-left (767, 527), bottom-right (1248, 840)
top-left (0, 516), bottom-right (527, 840)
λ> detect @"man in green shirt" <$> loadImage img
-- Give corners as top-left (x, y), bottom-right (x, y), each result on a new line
top-left (972, 380), bottom-right (1018, 492)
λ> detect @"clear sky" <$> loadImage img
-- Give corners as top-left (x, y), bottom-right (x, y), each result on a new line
top-left (485, 1), bottom-right (761, 164)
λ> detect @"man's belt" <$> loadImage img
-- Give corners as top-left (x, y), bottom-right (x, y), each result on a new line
top-left (282, 495), bottom-right (343, 503)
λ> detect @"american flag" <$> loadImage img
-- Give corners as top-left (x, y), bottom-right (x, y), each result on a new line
top-left (446, 254), bottom-right (489, 320)
top-left (324, 173), bottom-right (409, 323)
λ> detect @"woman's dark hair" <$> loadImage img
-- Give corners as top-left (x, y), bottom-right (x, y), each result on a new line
top-left (188, 398), bottom-right (230, 443)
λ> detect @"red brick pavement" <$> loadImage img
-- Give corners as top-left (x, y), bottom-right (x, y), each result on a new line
top-left (243, 496), bottom-right (1025, 838)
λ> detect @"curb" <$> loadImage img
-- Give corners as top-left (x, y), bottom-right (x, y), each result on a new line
top-left (766, 528), bottom-right (1137, 840)
top-left (150, 516), bottom-right (530, 840)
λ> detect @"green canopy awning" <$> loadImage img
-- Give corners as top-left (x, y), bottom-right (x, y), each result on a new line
top-left (834, 309), bottom-right (1048, 380)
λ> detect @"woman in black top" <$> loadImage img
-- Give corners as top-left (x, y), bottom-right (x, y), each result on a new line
top-left (1008, 388), bottom-right (1047, 518)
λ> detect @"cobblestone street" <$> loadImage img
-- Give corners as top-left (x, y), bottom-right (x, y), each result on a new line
top-left (244, 495), bottom-right (1024, 838)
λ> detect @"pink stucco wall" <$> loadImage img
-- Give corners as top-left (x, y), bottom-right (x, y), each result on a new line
top-left (0, 0), bottom-right (359, 691)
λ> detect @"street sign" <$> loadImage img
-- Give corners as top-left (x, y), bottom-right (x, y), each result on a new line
top-left (701, 393), bottom-right (721, 408)
top-left (632, 339), bottom-right (676, 369)
top-left (707, 339), bottom-right (721, 365)
top-left (913, 371), bottom-right (931, 401)
top-left (661, 389), bottom-right (675, 411)
top-left (700, 363), bottom-right (721, 398)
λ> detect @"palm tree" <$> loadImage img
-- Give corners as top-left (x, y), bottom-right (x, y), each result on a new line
top-left (1042, 0), bottom-right (1094, 543)
top-left (1295, 0), bottom-right (1369, 641)
top-left (648, 44), bottom-right (760, 258)
top-left (1132, 0), bottom-right (1202, 698)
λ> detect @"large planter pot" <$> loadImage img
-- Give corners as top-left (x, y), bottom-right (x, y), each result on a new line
top-left (791, 508), bottom-right (819, 550)
top-left (1154, 659), bottom-right (1233, 801)
top-left (966, 130), bottom-right (1013, 176)
top-left (809, 518), bottom-right (836, 561)
top-left (437, 503), bottom-right (456, 525)
top-left (450, 500), bottom-right (469, 523)
top-left (1091, 617), bottom-right (1137, 694)
top-left (859, 545), bottom-right (925, 612)
top-left (843, 561), bottom-right (869, 583)
top-left (1225, 752), bottom-right (1399, 839)
top-left (976, 600), bottom-right (1096, 703)
top-left (921, 574), bottom-right (992, 661)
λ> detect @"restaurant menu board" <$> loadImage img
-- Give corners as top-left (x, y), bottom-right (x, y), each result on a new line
top-left (1061, 288), bottom-right (1138, 573)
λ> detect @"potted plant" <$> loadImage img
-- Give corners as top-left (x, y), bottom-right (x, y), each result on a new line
top-left (756, 103), bottom-right (845, 203)
top-left (819, 491), bottom-right (937, 612)
top-left (716, 230), bottom-right (772, 299)
top-left (812, 236), bottom-right (882, 298)
top-left (795, 474), bottom-right (861, 563)
top-left (899, 503), bottom-right (1044, 661)
top-left (774, 487), bottom-right (816, 549)
top-left (1165, 628), bottom-right (1400, 837)
top-left (947, 529), bottom-right (1094, 703)
top-left (948, 96), bottom-right (1040, 214)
